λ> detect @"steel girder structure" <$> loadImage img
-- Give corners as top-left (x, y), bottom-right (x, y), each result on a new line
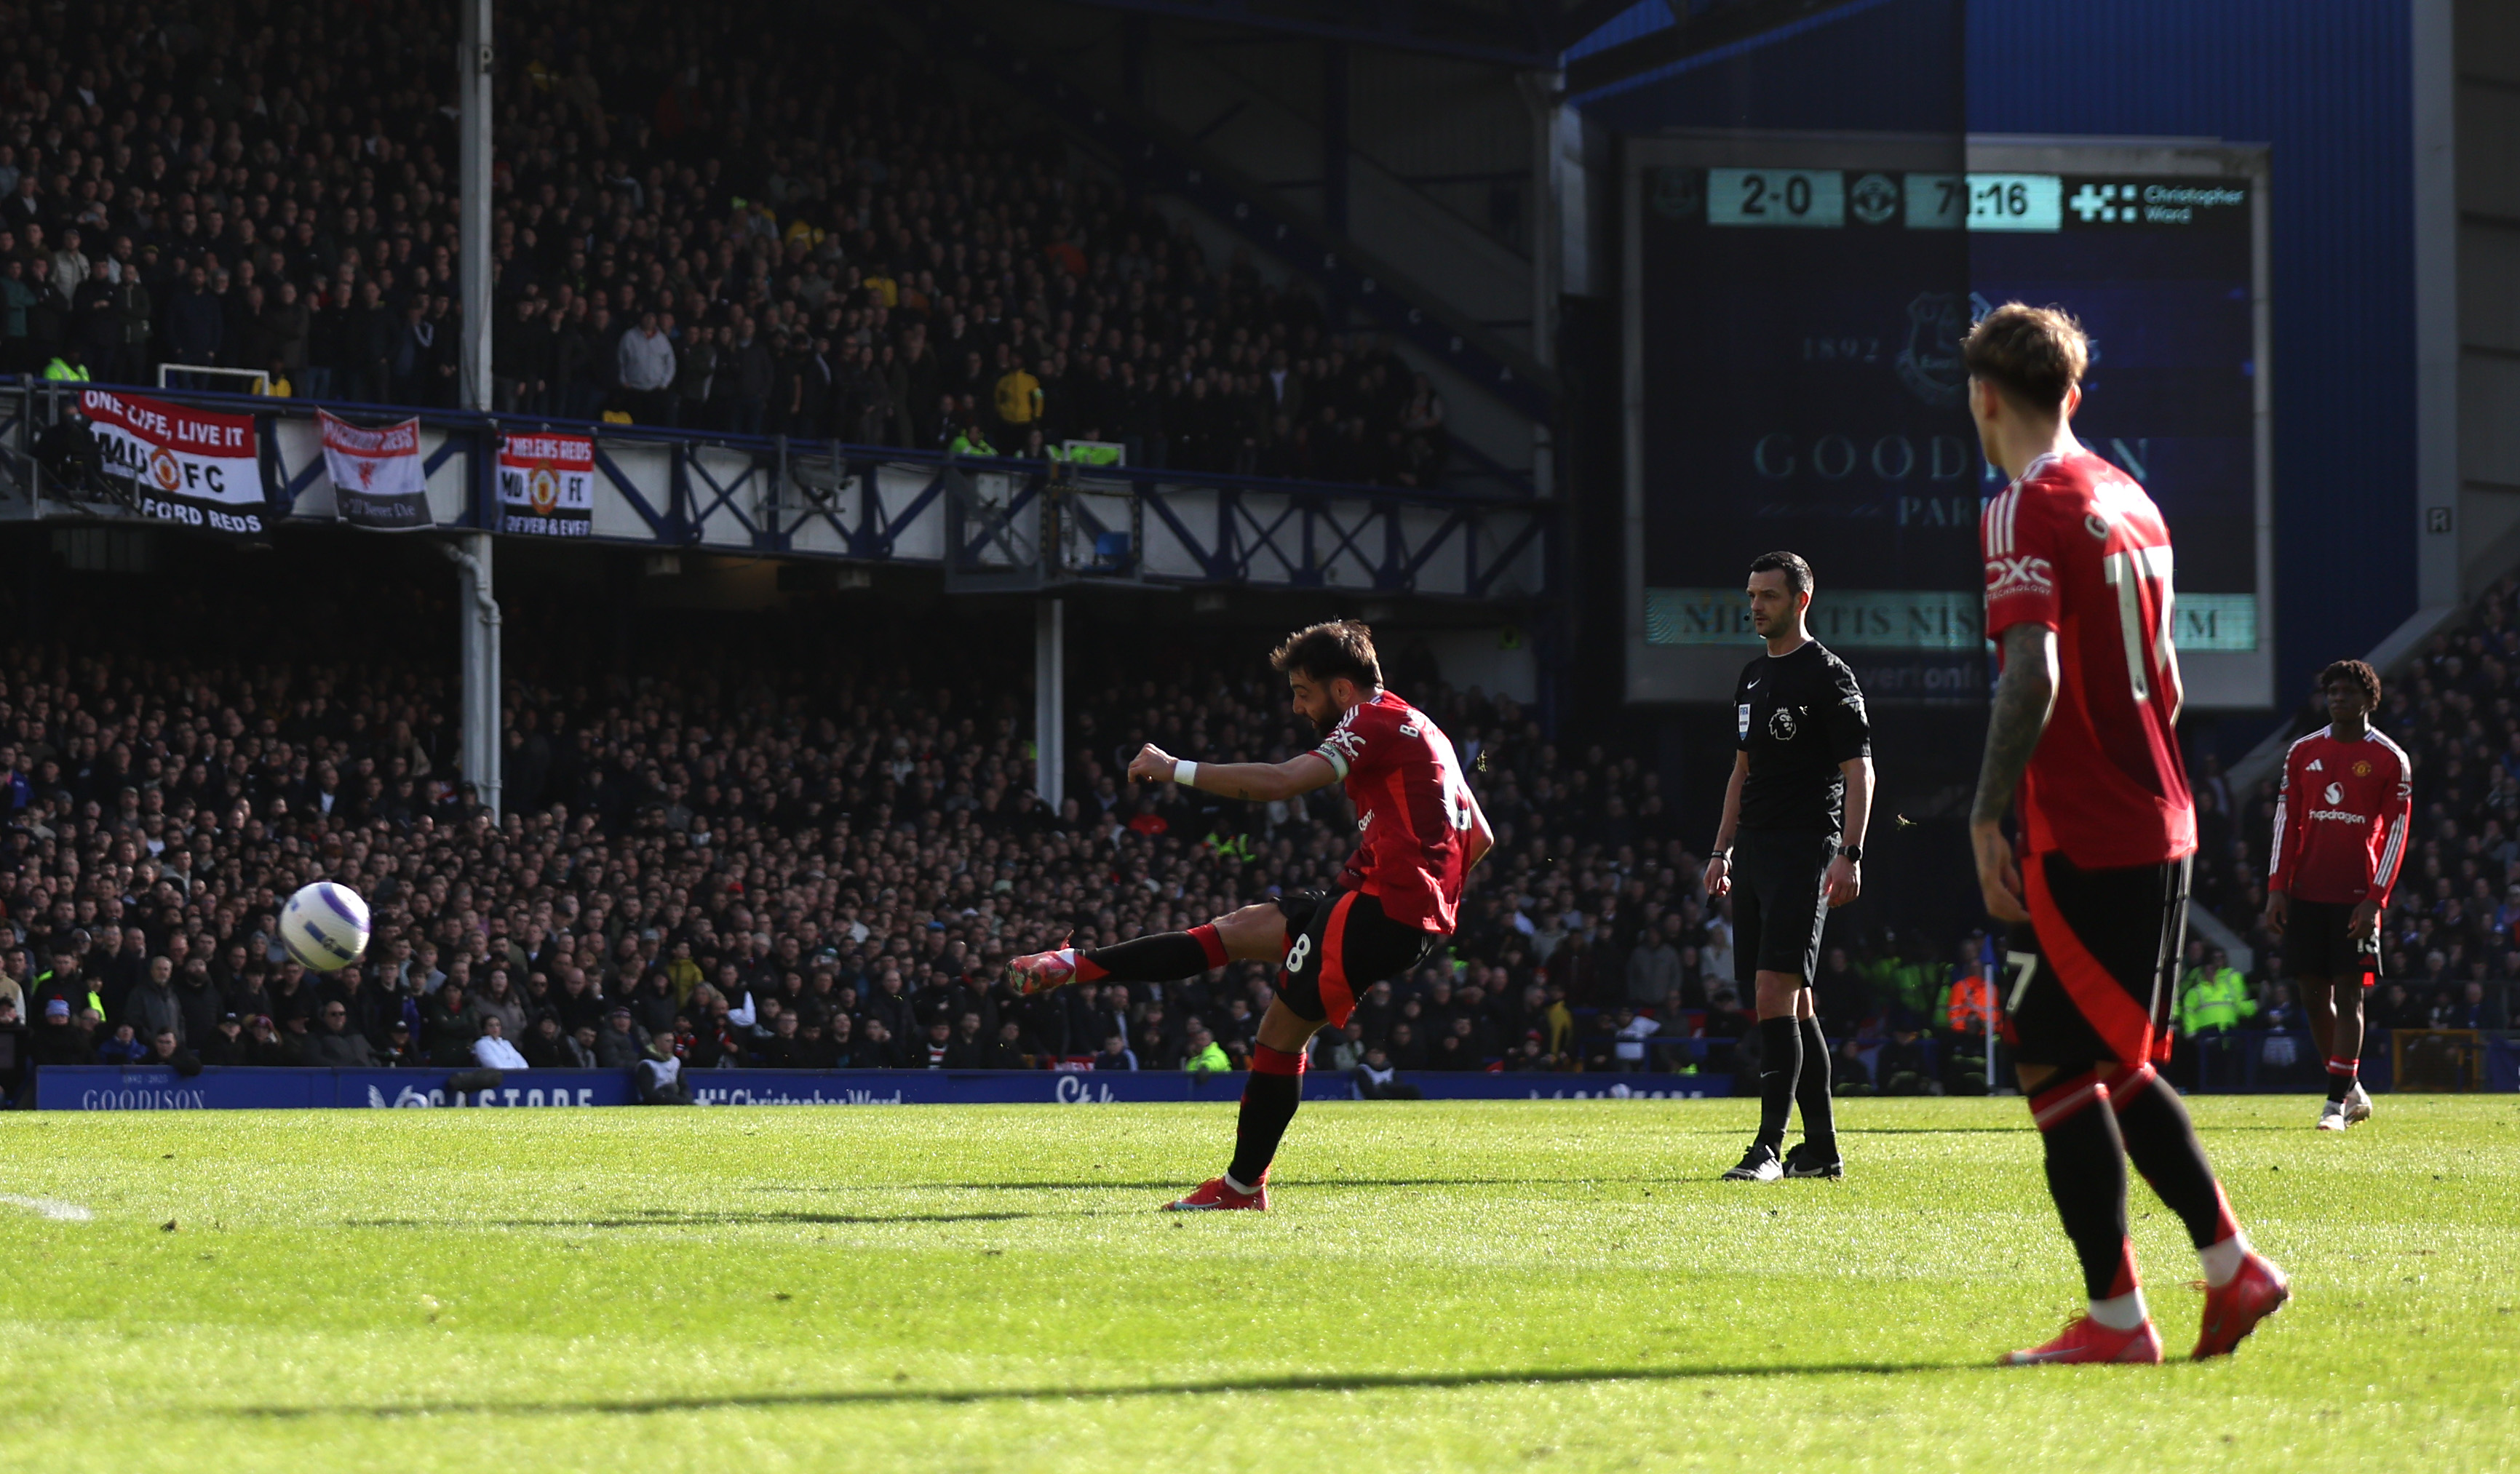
top-left (0, 381), bottom-right (1551, 605)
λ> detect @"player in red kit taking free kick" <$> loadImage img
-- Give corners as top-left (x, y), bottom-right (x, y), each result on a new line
top-left (1963, 304), bottom-right (2289, 1366)
top-left (1006, 621), bottom-right (1493, 1210)
top-left (2262, 661), bottom-right (2409, 1131)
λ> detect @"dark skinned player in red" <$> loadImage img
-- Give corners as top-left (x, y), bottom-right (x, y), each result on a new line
top-left (1006, 620), bottom-right (1493, 1210)
top-left (2260, 660), bottom-right (2409, 1131)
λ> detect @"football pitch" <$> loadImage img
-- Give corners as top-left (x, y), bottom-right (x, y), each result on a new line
top-left (1, 1096), bottom-right (2514, 1473)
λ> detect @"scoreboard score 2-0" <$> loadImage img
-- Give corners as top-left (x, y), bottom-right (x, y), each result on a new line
top-left (1623, 135), bottom-right (2272, 710)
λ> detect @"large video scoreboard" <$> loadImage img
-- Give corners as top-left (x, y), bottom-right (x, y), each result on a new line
top-left (1622, 135), bottom-right (2273, 709)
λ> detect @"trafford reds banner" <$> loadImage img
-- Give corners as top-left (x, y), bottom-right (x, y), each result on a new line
top-left (497, 431), bottom-right (594, 536)
top-left (79, 389), bottom-right (266, 538)
top-left (319, 410), bottom-right (432, 530)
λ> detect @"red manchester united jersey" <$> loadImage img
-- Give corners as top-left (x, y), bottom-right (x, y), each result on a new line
top-left (2268, 726), bottom-right (2412, 907)
top-left (1312, 690), bottom-right (1484, 933)
top-left (1982, 449), bottom-right (2197, 869)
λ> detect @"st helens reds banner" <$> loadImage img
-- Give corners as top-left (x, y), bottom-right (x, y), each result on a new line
top-left (498, 431), bottom-right (593, 536)
top-left (319, 410), bottom-right (432, 530)
top-left (79, 389), bottom-right (267, 538)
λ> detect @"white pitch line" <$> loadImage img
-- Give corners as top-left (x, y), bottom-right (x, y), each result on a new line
top-left (0, 1194), bottom-right (95, 1222)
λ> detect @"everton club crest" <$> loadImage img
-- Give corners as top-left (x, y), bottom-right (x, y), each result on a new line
top-left (1895, 291), bottom-right (1974, 407)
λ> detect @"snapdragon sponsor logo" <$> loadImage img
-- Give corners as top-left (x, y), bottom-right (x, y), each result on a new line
top-left (367, 1085), bottom-right (600, 1108)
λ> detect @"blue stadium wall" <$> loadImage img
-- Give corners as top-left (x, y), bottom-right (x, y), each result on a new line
top-left (1583, 0), bottom-right (2417, 728)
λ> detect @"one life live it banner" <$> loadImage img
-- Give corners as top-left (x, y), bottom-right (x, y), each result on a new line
top-left (498, 431), bottom-right (594, 536)
top-left (34, 1065), bottom-right (1734, 1110)
top-left (80, 389), bottom-right (266, 538)
top-left (319, 410), bottom-right (432, 530)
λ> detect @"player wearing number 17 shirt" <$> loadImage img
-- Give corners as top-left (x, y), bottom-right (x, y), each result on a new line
top-left (1004, 620), bottom-right (1492, 1211)
top-left (1962, 304), bottom-right (2288, 1367)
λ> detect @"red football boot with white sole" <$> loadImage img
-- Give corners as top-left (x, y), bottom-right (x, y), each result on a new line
top-left (2193, 1252), bottom-right (2290, 1359)
top-left (1164, 1176), bottom-right (1268, 1211)
top-left (2000, 1315), bottom-right (2164, 1366)
top-left (1005, 944), bottom-right (1081, 996)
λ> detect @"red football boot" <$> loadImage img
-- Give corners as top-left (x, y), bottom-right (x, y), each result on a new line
top-left (1005, 944), bottom-right (1081, 996)
top-left (2193, 1252), bottom-right (2290, 1359)
top-left (2000, 1315), bottom-right (2164, 1366)
top-left (1164, 1176), bottom-right (1268, 1211)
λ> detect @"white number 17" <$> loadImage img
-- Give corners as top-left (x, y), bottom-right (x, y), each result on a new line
top-left (2102, 544), bottom-right (2182, 716)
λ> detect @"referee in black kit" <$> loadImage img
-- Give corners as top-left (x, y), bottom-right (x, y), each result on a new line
top-left (1705, 551), bottom-right (1873, 1183)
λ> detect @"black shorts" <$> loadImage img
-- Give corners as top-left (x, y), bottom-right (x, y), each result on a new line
top-left (2285, 898), bottom-right (2379, 984)
top-left (1273, 888), bottom-right (1441, 1028)
top-left (2002, 853), bottom-right (2190, 1070)
top-left (1732, 828), bottom-right (1837, 987)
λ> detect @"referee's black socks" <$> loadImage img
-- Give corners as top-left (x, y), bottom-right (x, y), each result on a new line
top-left (1754, 1016), bottom-right (1801, 1151)
top-left (1794, 1016), bottom-right (1836, 1153)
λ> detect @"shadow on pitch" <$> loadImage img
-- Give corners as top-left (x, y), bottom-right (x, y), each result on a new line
top-left (228, 1359), bottom-right (1979, 1421)
top-left (341, 1209), bottom-right (1046, 1230)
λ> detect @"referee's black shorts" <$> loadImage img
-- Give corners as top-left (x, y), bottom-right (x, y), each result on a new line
top-left (1731, 828), bottom-right (1837, 988)
top-left (2283, 898), bottom-right (2379, 984)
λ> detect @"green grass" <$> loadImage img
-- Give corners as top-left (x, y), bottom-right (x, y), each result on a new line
top-left (1, 1096), bottom-right (2516, 1473)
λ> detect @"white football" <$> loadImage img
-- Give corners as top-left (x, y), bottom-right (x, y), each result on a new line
top-left (282, 881), bottom-right (372, 973)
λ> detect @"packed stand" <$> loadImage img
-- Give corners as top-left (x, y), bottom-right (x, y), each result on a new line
top-left (2183, 574), bottom-right (2520, 1053)
top-left (0, 0), bottom-right (1456, 487)
top-left (0, 543), bottom-right (2005, 1098)
top-left (13, 559), bottom-right (2492, 1099)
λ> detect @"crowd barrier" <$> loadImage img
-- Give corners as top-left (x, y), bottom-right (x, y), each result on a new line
top-left (33, 1065), bottom-right (1733, 1112)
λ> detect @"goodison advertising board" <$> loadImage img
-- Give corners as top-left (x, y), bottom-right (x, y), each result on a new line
top-left (36, 1065), bottom-right (1730, 1110)
top-left (1623, 134), bottom-right (2272, 709)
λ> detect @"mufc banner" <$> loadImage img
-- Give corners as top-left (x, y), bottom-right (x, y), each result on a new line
top-left (498, 431), bottom-right (593, 537)
top-left (319, 410), bottom-right (432, 530)
top-left (79, 389), bottom-right (267, 538)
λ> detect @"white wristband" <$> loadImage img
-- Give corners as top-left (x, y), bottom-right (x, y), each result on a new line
top-left (1173, 760), bottom-right (1199, 786)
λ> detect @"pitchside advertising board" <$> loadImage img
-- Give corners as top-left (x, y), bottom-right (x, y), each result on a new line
top-left (36, 1065), bottom-right (1733, 1110)
top-left (1623, 136), bottom-right (2273, 709)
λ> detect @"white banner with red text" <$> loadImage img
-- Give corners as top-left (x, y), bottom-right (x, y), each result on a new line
top-left (498, 431), bottom-right (595, 536)
top-left (319, 410), bottom-right (432, 530)
top-left (79, 389), bottom-right (267, 538)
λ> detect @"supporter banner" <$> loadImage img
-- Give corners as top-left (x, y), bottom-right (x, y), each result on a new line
top-left (36, 1065), bottom-right (1733, 1111)
top-left (79, 389), bottom-right (267, 538)
top-left (319, 410), bottom-right (432, 530)
top-left (498, 431), bottom-right (595, 537)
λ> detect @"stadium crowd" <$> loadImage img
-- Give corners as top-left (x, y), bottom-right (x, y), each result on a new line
top-left (0, 0), bottom-right (1455, 485)
top-left (2186, 573), bottom-right (2520, 1044)
top-left (4, 546), bottom-right (2513, 1101)
top-left (0, 551), bottom-right (1974, 1098)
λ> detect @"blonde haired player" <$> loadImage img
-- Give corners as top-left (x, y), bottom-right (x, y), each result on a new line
top-left (1963, 303), bottom-right (2289, 1365)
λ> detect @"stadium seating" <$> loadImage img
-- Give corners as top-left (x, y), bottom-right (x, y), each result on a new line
top-left (0, 549), bottom-right (1714, 1081)
top-left (4, 541), bottom-right (2509, 1092)
top-left (0, 0), bottom-right (1453, 487)
top-left (2198, 573), bottom-right (2520, 1037)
